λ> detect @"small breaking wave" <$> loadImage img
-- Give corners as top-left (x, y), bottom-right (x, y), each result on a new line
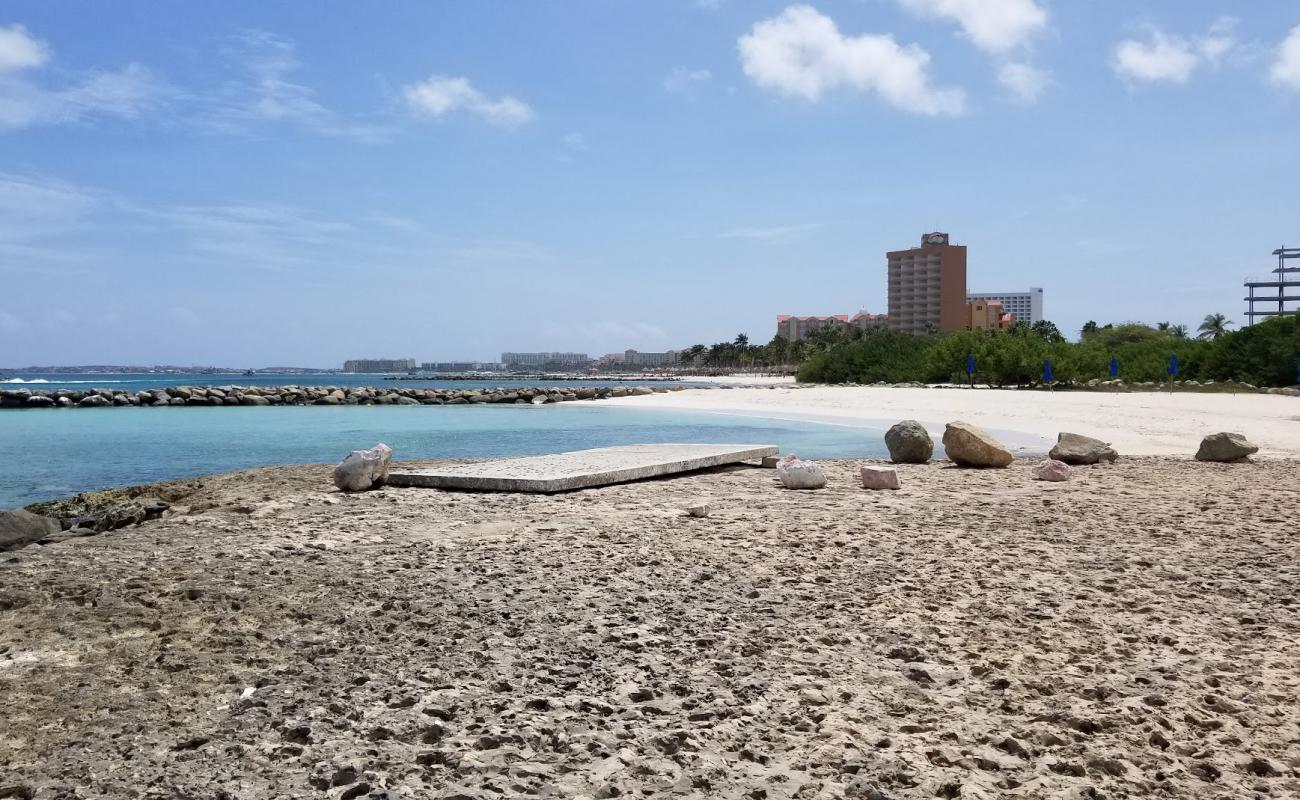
top-left (2, 378), bottom-right (136, 384)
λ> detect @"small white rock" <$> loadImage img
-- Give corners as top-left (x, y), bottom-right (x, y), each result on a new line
top-left (860, 465), bottom-right (901, 490)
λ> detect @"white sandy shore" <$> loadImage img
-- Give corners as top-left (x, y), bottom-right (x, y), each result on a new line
top-left (612, 385), bottom-right (1300, 456)
top-left (676, 374), bottom-right (797, 385)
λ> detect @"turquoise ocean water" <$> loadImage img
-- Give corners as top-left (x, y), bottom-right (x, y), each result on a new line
top-left (0, 403), bottom-right (887, 508)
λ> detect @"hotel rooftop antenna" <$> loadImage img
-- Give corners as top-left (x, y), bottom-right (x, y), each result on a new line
top-left (1244, 246), bottom-right (1300, 325)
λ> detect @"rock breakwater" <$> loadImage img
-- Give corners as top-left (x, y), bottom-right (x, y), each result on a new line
top-left (0, 384), bottom-right (686, 409)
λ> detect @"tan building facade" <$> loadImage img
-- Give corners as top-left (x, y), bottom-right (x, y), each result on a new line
top-left (965, 299), bottom-right (1015, 331)
top-left (887, 232), bottom-right (968, 334)
top-left (776, 311), bottom-right (889, 341)
top-left (776, 314), bottom-right (849, 341)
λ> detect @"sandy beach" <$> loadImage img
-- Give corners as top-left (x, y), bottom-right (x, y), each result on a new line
top-left (3, 455), bottom-right (1298, 798)
top-left (611, 385), bottom-right (1300, 456)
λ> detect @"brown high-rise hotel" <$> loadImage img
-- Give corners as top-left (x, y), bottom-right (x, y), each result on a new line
top-left (887, 232), bottom-right (968, 334)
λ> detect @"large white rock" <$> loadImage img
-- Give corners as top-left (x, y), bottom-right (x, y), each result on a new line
top-left (332, 443), bottom-right (393, 492)
top-left (775, 454), bottom-right (827, 490)
top-left (860, 465), bottom-right (901, 490)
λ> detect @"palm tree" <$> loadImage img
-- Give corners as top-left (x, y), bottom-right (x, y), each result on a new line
top-left (1155, 321), bottom-right (1172, 332)
top-left (1197, 313), bottom-right (1234, 340)
top-left (1170, 324), bottom-right (1189, 339)
top-left (733, 333), bottom-right (749, 349)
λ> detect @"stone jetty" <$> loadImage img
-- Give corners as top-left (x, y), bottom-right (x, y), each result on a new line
top-left (0, 384), bottom-right (686, 409)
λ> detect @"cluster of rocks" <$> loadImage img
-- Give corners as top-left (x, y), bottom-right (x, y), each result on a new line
top-left (759, 419), bottom-right (1261, 495)
top-left (1083, 378), bottom-right (1300, 396)
top-left (3, 492), bottom-right (172, 551)
top-left (0, 384), bottom-right (682, 409)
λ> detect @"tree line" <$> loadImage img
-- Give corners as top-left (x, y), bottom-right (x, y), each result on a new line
top-left (677, 313), bottom-right (1300, 388)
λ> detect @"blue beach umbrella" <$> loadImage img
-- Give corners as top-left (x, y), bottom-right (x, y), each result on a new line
top-left (1109, 357), bottom-right (1119, 378)
top-left (1168, 353), bottom-right (1179, 377)
top-left (1042, 359), bottom-right (1054, 384)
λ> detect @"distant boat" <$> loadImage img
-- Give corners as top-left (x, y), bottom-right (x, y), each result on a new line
top-left (243, 369), bottom-right (255, 376)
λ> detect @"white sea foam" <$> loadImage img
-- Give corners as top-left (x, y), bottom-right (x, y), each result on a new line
top-left (2, 378), bottom-right (136, 384)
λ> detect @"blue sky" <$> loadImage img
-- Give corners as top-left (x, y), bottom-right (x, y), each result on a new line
top-left (2, 0), bottom-right (1299, 367)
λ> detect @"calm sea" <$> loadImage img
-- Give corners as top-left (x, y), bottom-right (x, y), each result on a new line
top-left (1, 384), bottom-right (888, 508)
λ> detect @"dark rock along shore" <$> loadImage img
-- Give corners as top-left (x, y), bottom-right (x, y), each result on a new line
top-left (0, 384), bottom-right (685, 409)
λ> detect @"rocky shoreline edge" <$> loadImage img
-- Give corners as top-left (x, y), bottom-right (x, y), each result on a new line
top-left (4, 378), bottom-right (1297, 410)
top-left (0, 383), bottom-right (695, 409)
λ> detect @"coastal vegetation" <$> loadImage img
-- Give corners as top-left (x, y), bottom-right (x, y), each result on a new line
top-left (681, 313), bottom-right (1300, 388)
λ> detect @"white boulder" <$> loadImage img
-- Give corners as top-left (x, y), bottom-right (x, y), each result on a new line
top-left (775, 454), bottom-right (827, 490)
top-left (332, 443), bottom-right (393, 492)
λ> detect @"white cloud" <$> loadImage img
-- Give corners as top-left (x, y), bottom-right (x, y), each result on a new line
top-left (664, 67), bottom-right (712, 94)
top-left (898, 0), bottom-right (1047, 54)
top-left (1272, 25), bottom-right (1300, 90)
top-left (998, 61), bottom-right (1049, 102)
top-left (205, 30), bottom-right (385, 140)
top-left (738, 5), bottom-right (965, 116)
top-left (0, 24), bottom-right (158, 132)
top-left (0, 24), bottom-right (50, 72)
top-left (404, 75), bottom-right (533, 128)
top-left (1112, 20), bottom-right (1237, 85)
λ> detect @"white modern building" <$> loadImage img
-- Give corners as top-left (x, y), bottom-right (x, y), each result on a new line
top-left (966, 288), bottom-right (1044, 324)
top-left (501, 352), bottom-right (590, 368)
top-left (343, 358), bottom-right (417, 373)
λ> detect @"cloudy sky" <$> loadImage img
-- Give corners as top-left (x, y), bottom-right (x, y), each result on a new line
top-left (2, 1), bottom-right (1299, 366)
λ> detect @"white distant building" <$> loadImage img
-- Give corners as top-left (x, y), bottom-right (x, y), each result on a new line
top-left (966, 288), bottom-right (1043, 324)
top-left (343, 358), bottom-right (417, 373)
top-left (501, 352), bottom-right (590, 368)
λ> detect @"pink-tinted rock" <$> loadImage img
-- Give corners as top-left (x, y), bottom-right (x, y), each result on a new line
top-left (1031, 458), bottom-right (1072, 482)
top-left (860, 465), bottom-right (901, 490)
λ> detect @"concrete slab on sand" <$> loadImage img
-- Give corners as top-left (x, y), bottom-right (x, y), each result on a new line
top-left (388, 443), bottom-right (779, 493)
